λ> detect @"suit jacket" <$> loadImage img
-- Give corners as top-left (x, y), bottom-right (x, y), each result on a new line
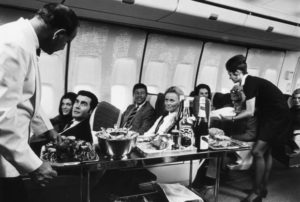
top-left (121, 101), bottom-right (156, 135)
top-left (0, 18), bottom-right (52, 177)
top-left (61, 118), bottom-right (93, 143)
top-left (51, 114), bottom-right (73, 133)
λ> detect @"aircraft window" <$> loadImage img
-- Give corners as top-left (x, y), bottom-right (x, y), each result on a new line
top-left (197, 65), bottom-right (218, 93)
top-left (69, 56), bottom-right (99, 96)
top-left (247, 49), bottom-right (284, 85)
top-left (248, 68), bottom-right (259, 76)
top-left (73, 84), bottom-right (95, 95)
top-left (296, 79), bottom-right (300, 89)
top-left (291, 58), bottom-right (300, 92)
top-left (39, 50), bottom-right (66, 118)
top-left (142, 34), bottom-right (202, 94)
top-left (173, 63), bottom-right (194, 94)
top-left (143, 61), bottom-right (168, 94)
top-left (41, 85), bottom-right (55, 117)
top-left (111, 85), bottom-right (131, 112)
top-left (263, 69), bottom-right (278, 84)
top-left (110, 58), bottom-right (138, 111)
top-left (68, 21), bottom-right (146, 108)
top-left (196, 42), bottom-right (247, 93)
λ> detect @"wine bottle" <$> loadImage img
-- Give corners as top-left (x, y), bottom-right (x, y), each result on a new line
top-left (180, 98), bottom-right (195, 147)
top-left (194, 97), bottom-right (209, 150)
top-left (198, 117), bottom-right (209, 150)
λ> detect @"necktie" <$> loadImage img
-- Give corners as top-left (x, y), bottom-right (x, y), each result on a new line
top-left (123, 106), bottom-right (138, 128)
top-left (63, 120), bottom-right (74, 131)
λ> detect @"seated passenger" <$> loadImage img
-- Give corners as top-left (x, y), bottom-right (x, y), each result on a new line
top-left (291, 88), bottom-right (300, 149)
top-left (51, 92), bottom-right (77, 133)
top-left (190, 83), bottom-right (212, 99)
top-left (61, 90), bottom-right (98, 143)
top-left (144, 86), bottom-right (184, 136)
top-left (121, 83), bottom-right (156, 134)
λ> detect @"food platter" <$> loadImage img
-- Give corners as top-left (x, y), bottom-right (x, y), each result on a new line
top-left (209, 139), bottom-right (251, 150)
top-left (136, 142), bottom-right (197, 157)
top-left (208, 128), bottom-right (251, 150)
top-left (40, 145), bottom-right (99, 168)
top-left (40, 136), bottom-right (99, 168)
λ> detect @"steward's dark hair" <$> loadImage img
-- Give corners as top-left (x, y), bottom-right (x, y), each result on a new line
top-left (36, 3), bottom-right (79, 36)
top-left (77, 90), bottom-right (98, 111)
top-left (133, 83), bottom-right (147, 94)
top-left (226, 54), bottom-right (248, 74)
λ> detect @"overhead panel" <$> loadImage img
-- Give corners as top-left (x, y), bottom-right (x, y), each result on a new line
top-left (0, 0), bottom-right (44, 10)
top-left (64, 0), bottom-right (177, 21)
top-left (269, 26), bottom-right (300, 51)
top-left (160, 0), bottom-right (247, 32)
top-left (244, 15), bottom-right (296, 37)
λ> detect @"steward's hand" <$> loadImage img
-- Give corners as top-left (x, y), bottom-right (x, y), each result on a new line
top-left (47, 129), bottom-right (61, 144)
top-left (30, 161), bottom-right (57, 187)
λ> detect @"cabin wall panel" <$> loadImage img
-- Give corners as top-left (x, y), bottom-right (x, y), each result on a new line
top-left (0, 5), bottom-right (298, 117)
top-left (277, 51), bottom-right (300, 94)
top-left (68, 21), bottom-right (147, 111)
top-left (196, 43), bottom-right (247, 93)
top-left (141, 33), bottom-right (203, 95)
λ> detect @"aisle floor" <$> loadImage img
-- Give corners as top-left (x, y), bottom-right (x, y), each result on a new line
top-left (218, 159), bottom-right (300, 202)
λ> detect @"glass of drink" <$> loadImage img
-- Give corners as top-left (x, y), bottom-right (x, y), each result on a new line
top-left (171, 129), bottom-right (181, 150)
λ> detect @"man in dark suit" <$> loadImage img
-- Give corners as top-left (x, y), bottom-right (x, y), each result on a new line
top-left (61, 90), bottom-right (98, 143)
top-left (121, 83), bottom-right (156, 135)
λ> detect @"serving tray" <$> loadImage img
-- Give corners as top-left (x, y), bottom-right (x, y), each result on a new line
top-left (135, 142), bottom-right (197, 157)
top-left (209, 139), bottom-right (251, 150)
top-left (40, 146), bottom-right (99, 168)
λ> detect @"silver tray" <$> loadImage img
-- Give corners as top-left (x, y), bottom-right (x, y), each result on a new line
top-left (136, 142), bottom-right (197, 157)
top-left (40, 146), bottom-right (99, 168)
top-left (209, 139), bottom-right (251, 150)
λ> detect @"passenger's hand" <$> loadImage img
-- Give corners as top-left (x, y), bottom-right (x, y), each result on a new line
top-left (30, 161), bottom-right (57, 187)
top-left (47, 129), bottom-right (61, 144)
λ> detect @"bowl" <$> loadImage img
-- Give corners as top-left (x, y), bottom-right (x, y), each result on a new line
top-left (98, 134), bottom-right (138, 160)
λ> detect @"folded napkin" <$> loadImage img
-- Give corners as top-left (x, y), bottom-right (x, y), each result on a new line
top-left (210, 107), bottom-right (236, 119)
top-left (158, 183), bottom-right (203, 202)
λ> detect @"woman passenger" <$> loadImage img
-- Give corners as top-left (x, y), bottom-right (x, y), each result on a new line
top-left (224, 55), bottom-right (292, 202)
top-left (144, 86), bottom-right (184, 136)
top-left (190, 83), bottom-right (212, 99)
top-left (51, 92), bottom-right (77, 133)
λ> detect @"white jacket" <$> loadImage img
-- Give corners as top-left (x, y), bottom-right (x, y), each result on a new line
top-left (0, 18), bottom-right (52, 177)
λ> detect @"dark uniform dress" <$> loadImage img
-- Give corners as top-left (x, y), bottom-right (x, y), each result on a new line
top-left (243, 75), bottom-right (291, 145)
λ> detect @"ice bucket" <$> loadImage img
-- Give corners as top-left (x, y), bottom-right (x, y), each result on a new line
top-left (98, 133), bottom-right (138, 160)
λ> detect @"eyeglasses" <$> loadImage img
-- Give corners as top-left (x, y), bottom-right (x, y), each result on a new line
top-left (292, 97), bottom-right (300, 100)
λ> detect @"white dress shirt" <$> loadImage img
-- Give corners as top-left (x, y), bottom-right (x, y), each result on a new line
top-left (144, 111), bottom-right (178, 136)
top-left (0, 18), bottom-right (52, 177)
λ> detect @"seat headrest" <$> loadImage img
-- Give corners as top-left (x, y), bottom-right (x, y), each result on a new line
top-left (91, 101), bottom-right (120, 131)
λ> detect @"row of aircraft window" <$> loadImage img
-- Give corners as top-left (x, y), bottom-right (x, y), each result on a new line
top-left (0, 7), bottom-right (300, 118)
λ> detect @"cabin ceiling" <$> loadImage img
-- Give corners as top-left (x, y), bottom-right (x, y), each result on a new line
top-left (1, 0), bottom-right (300, 51)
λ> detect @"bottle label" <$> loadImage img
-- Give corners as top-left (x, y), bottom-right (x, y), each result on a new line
top-left (180, 127), bottom-right (194, 147)
top-left (200, 135), bottom-right (209, 150)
